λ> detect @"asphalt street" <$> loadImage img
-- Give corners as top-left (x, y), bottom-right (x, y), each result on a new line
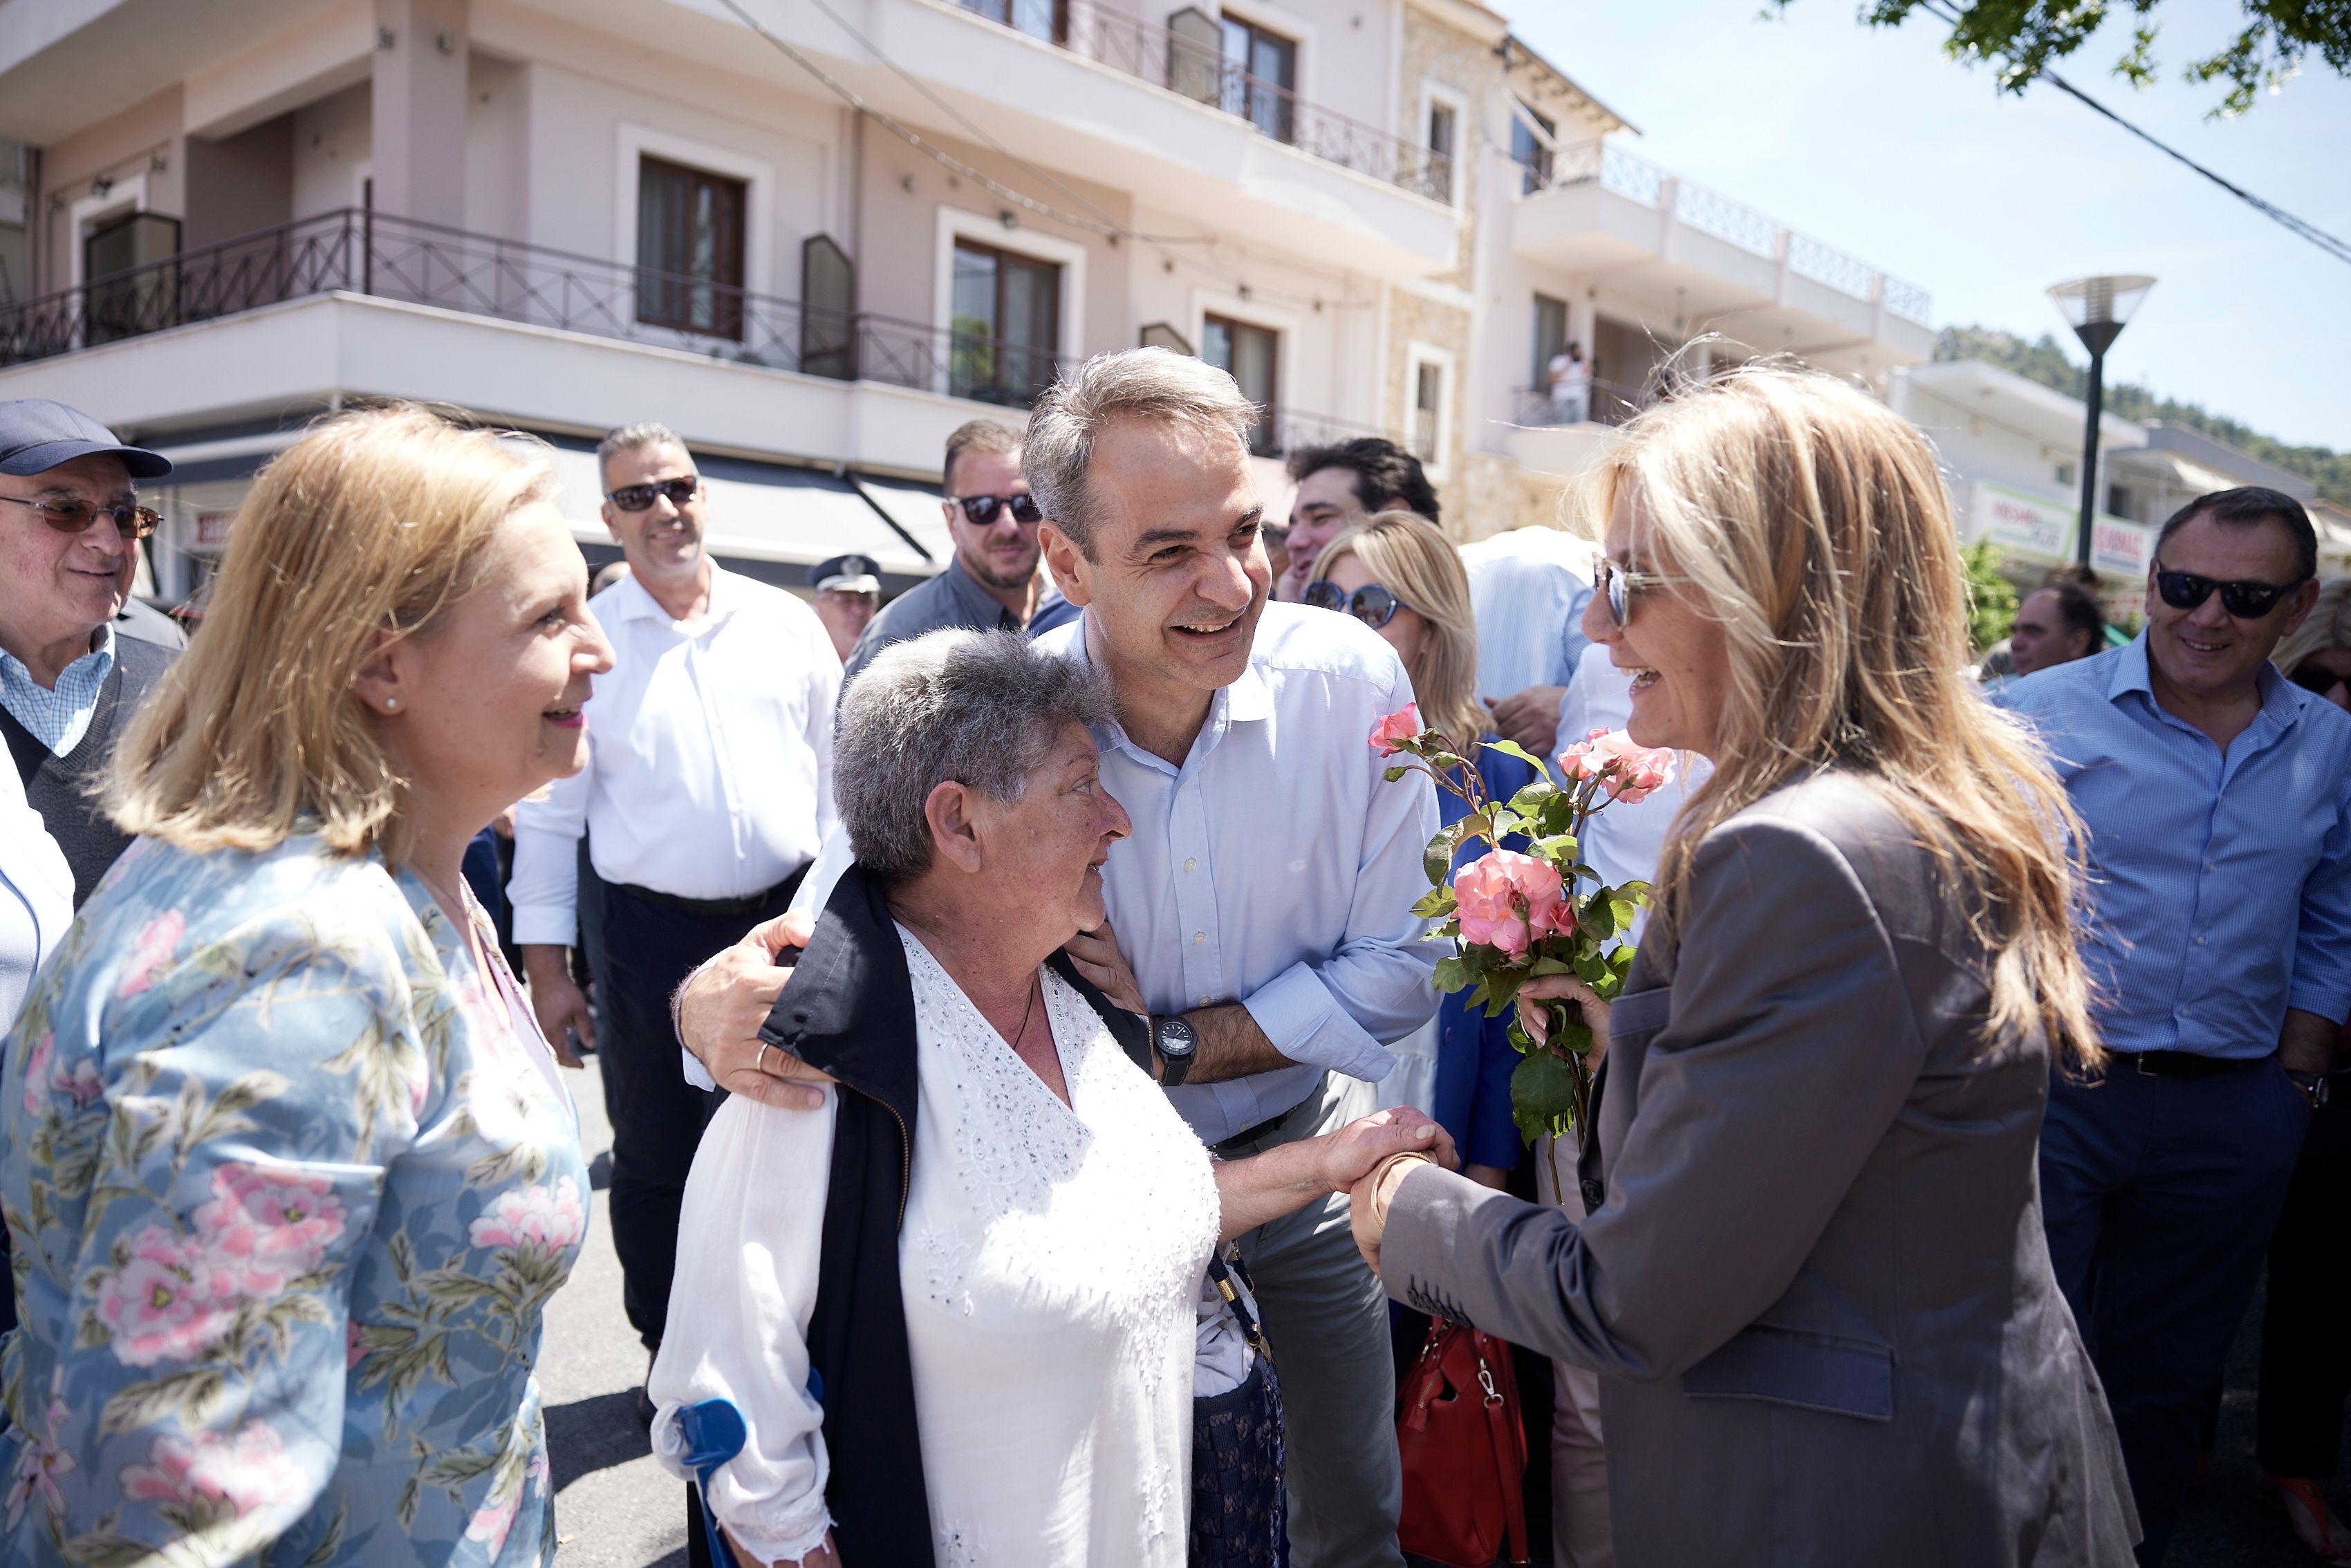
top-left (534, 1052), bottom-right (2332, 1568)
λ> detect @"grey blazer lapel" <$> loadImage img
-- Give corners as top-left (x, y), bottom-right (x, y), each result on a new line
top-left (1579, 980), bottom-right (1673, 1206)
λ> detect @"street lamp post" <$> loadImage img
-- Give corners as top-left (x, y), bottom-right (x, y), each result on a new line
top-left (2047, 274), bottom-right (2155, 572)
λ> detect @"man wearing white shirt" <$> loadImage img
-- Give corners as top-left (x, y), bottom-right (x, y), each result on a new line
top-left (676, 352), bottom-right (1439, 1565)
top-left (512, 422), bottom-right (839, 1382)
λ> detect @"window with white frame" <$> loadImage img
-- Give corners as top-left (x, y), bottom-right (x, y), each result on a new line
top-left (1202, 313), bottom-right (1280, 454)
top-left (1405, 343), bottom-right (1454, 477)
top-left (635, 156), bottom-right (748, 339)
top-left (1426, 98), bottom-right (1458, 205)
top-left (950, 236), bottom-right (1061, 406)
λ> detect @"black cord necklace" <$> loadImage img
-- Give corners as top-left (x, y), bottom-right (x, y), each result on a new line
top-left (1005, 974), bottom-right (1040, 1050)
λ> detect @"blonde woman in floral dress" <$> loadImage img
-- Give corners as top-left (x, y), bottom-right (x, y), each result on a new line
top-left (0, 405), bottom-right (615, 1566)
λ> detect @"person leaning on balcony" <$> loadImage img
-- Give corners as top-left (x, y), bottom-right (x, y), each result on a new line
top-left (509, 421), bottom-right (842, 1412)
top-left (1349, 366), bottom-right (2139, 1567)
top-left (1548, 340), bottom-right (1590, 425)
top-left (676, 348), bottom-right (1446, 1568)
top-left (0, 405), bottom-right (615, 1567)
top-left (839, 419), bottom-right (1077, 683)
top-left (2002, 487), bottom-right (2351, 1567)
top-left (0, 399), bottom-right (183, 905)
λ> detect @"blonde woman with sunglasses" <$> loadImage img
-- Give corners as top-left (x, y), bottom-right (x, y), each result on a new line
top-left (1348, 367), bottom-right (2137, 1567)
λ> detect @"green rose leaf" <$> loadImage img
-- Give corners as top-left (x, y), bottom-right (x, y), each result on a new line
top-left (1422, 821), bottom-right (1467, 886)
top-left (1507, 780), bottom-right (1559, 816)
top-left (1511, 1048), bottom-right (1581, 1146)
top-left (1411, 884), bottom-right (1458, 920)
top-left (1482, 738), bottom-right (1549, 774)
top-left (1431, 954), bottom-right (1471, 993)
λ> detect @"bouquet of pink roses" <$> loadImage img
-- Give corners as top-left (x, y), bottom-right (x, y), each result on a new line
top-left (1370, 704), bottom-right (1677, 1166)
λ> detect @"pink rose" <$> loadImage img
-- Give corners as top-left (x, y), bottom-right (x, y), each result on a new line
top-left (1590, 731), bottom-right (1678, 805)
top-left (1555, 727), bottom-right (1613, 782)
top-left (1368, 704), bottom-right (1422, 757)
top-left (468, 1177), bottom-right (588, 1258)
top-left (194, 1165), bottom-right (348, 1294)
top-left (120, 1423), bottom-right (305, 1515)
top-left (1453, 849), bottom-right (1570, 961)
top-left (118, 911), bottom-right (186, 999)
top-left (92, 1227), bottom-right (241, 1368)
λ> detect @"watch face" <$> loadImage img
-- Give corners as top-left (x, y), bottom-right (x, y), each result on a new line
top-left (1158, 1017), bottom-right (1197, 1057)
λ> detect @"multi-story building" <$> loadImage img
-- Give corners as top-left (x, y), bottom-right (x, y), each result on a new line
top-left (1893, 357), bottom-right (2350, 597)
top-left (0, 0), bottom-right (1934, 607)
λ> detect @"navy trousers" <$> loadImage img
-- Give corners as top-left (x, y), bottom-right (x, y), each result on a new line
top-left (588, 872), bottom-right (800, 1354)
top-left (2040, 1057), bottom-right (2310, 1565)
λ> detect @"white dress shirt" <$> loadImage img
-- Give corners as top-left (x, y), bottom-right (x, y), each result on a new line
top-left (1033, 601), bottom-right (1442, 1144)
top-left (1458, 528), bottom-right (1595, 702)
top-left (510, 566), bottom-right (840, 944)
top-left (0, 757), bottom-right (71, 1025)
top-left (1554, 642), bottom-right (1711, 942)
top-left (651, 929), bottom-right (1216, 1565)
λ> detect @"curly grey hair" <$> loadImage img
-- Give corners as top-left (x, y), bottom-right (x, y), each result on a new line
top-left (835, 629), bottom-right (1114, 882)
top-left (1022, 347), bottom-right (1257, 556)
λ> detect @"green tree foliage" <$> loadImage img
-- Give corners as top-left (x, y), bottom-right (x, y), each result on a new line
top-left (1935, 325), bottom-right (2351, 507)
top-left (1820, 1), bottom-right (2351, 118)
top-left (1961, 537), bottom-right (2020, 653)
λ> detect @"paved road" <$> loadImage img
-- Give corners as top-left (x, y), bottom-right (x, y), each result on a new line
top-left (535, 1053), bottom-right (2332, 1567)
top-left (543, 1055), bottom-right (685, 1568)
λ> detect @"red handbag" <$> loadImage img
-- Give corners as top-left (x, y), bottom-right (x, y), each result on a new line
top-left (1395, 1318), bottom-right (1530, 1568)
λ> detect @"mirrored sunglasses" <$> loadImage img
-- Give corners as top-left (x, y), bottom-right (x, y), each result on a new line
top-left (2153, 562), bottom-right (2307, 620)
top-left (955, 492), bottom-right (1043, 527)
top-left (606, 476), bottom-right (700, 513)
top-left (1303, 579), bottom-right (1411, 628)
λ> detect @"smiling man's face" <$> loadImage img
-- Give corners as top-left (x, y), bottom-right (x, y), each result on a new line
top-left (0, 452), bottom-right (135, 673)
top-left (1041, 415), bottom-right (1269, 707)
top-left (2145, 510), bottom-right (2316, 706)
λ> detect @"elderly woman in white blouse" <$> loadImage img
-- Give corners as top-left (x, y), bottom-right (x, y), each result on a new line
top-left (649, 630), bottom-right (1451, 1568)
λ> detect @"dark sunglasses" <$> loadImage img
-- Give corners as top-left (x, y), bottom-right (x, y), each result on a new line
top-left (954, 492), bottom-right (1043, 528)
top-left (606, 476), bottom-right (700, 513)
top-left (1594, 554), bottom-right (1667, 626)
top-left (1303, 579), bottom-right (1413, 629)
top-left (2153, 560), bottom-right (2309, 620)
top-left (2289, 664), bottom-right (2350, 698)
top-left (0, 494), bottom-right (158, 539)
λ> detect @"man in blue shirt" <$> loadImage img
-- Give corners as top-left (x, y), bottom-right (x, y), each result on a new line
top-left (2004, 486), bottom-right (2351, 1565)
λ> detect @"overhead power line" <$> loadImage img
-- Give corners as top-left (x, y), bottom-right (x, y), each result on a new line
top-left (1915, 0), bottom-right (2351, 269)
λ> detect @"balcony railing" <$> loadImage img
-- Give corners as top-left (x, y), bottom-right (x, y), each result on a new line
top-left (1511, 380), bottom-right (1654, 431)
top-left (0, 208), bottom-right (1076, 407)
top-left (955, 0), bottom-right (1449, 203)
top-left (1532, 140), bottom-right (1933, 327)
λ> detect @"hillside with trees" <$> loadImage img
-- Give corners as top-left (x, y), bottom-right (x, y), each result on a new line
top-left (1933, 326), bottom-right (2350, 506)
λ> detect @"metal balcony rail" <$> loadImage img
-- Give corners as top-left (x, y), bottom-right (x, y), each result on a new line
top-left (956, 0), bottom-right (1450, 202)
top-left (0, 208), bottom-right (1078, 407)
top-left (1250, 403), bottom-right (1402, 461)
top-left (1534, 140), bottom-right (1933, 327)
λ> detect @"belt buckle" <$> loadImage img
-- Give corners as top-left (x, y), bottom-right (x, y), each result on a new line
top-left (2132, 1052), bottom-right (2159, 1077)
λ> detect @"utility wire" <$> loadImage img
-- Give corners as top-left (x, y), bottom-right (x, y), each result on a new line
top-left (1916, 0), bottom-right (2351, 268)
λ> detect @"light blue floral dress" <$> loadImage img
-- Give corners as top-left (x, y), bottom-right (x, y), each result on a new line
top-left (0, 831), bottom-right (588, 1567)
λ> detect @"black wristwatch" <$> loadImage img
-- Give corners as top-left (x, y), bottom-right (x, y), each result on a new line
top-left (2287, 1068), bottom-right (2330, 1111)
top-left (1151, 1014), bottom-right (1198, 1088)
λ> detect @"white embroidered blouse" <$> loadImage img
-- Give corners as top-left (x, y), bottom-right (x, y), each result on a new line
top-left (650, 926), bottom-right (1221, 1566)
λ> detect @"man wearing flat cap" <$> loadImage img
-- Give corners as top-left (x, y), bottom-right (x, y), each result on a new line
top-left (807, 552), bottom-right (880, 664)
top-left (0, 399), bottom-right (181, 904)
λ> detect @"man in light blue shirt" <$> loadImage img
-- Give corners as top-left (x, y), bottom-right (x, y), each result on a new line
top-left (2003, 486), bottom-right (2351, 1565)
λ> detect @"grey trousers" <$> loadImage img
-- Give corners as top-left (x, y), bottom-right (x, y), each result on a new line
top-left (1222, 1071), bottom-right (1405, 1568)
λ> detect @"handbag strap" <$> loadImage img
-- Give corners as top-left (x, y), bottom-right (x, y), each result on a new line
top-left (1472, 1336), bottom-right (1530, 1566)
top-left (1206, 1249), bottom-right (1272, 1362)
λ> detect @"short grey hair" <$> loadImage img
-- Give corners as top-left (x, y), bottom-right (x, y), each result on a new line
top-left (835, 629), bottom-right (1114, 883)
top-left (596, 421), bottom-right (690, 490)
top-left (1023, 347), bottom-right (1257, 555)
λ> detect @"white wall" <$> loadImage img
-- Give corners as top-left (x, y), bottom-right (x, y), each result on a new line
top-left (1904, 380), bottom-right (2085, 501)
top-left (290, 79), bottom-right (369, 218)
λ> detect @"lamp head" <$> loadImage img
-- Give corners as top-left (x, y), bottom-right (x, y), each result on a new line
top-left (2047, 274), bottom-right (2155, 357)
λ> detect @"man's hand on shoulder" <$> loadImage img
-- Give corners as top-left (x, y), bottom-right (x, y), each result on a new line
top-left (675, 913), bottom-right (836, 1111)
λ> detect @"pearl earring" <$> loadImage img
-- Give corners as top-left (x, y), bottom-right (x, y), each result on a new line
top-left (384, 697), bottom-right (400, 712)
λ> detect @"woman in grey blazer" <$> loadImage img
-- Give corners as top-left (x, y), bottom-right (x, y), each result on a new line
top-left (1351, 367), bottom-right (2139, 1567)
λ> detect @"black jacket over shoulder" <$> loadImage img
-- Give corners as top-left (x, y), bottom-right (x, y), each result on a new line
top-left (756, 864), bottom-right (1150, 1567)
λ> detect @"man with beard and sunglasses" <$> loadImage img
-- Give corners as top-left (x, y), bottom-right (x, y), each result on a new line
top-left (510, 421), bottom-right (839, 1413)
top-left (841, 420), bottom-right (1076, 682)
top-left (2004, 486), bottom-right (2351, 1565)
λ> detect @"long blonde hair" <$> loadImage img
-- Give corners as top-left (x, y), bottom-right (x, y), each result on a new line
top-left (109, 404), bottom-right (554, 864)
top-left (2276, 577), bottom-right (2351, 678)
top-left (1588, 366), bottom-right (2099, 1072)
top-left (1310, 512), bottom-right (1486, 747)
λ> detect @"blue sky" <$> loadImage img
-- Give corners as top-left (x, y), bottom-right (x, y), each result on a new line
top-left (1511, 1), bottom-right (2351, 451)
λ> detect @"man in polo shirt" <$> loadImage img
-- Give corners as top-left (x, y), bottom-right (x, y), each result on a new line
top-left (806, 552), bottom-right (880, 664)
top-left (842, 418), bottom-right (1074, 681)
top-left (2004, 486), bottom-right (2351, 1565)
top-left (0, 399), bottom-right (180, 904)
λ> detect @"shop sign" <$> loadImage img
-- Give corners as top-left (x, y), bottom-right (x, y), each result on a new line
top-left (1971, 481), bottom-right (2074, 561)
top-left (195, 511), bottom-right (234, 545)
top-left (2090, 515), bottom-right (2153, 579)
